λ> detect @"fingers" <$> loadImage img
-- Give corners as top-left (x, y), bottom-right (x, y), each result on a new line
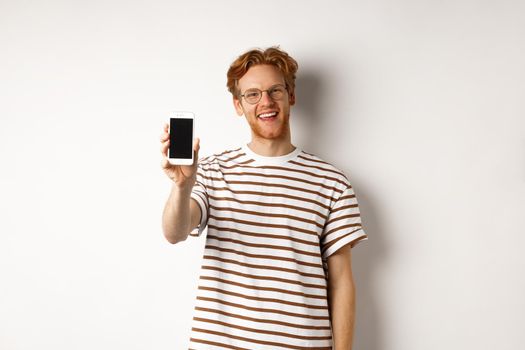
top-left (193, 138), bottom-right (200, 165)
top-left (161, 157), bottom-right (170, 170)
top-left (194, 137), bottom-right (200, 152)
top-left (160, 123), bottom-right (169, 142)
top-left (161, 139), bottom-right (169, 157)
top-left (160, 123), bottom-right (170, 157)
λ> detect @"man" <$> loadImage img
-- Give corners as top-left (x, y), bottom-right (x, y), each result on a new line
top-left (160, 46), bottom-right (367, 349)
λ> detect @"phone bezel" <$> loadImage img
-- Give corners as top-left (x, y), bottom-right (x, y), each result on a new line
top-left (168, 111), bottom-right (195, 165)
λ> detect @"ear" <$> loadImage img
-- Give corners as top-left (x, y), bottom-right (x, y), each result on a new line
top-left (233, 96), bottom-right (244, 116)
top-left (289, 91), bottom-right (296, 106)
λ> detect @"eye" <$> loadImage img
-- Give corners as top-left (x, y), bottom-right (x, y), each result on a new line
top-left (244, 90), bottom-right (260, 99)
top-left (269, 85), bottom-right (285, 99)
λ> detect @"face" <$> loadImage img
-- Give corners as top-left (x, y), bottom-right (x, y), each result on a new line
top-left (233, 64), bottom-right (295, 141)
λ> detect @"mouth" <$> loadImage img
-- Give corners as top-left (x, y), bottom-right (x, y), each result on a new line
top-left (257, 111), bottom-right (278, 121)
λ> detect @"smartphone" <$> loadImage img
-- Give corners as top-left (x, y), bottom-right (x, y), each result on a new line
top-left (168, 111), bottom-right (195, 165)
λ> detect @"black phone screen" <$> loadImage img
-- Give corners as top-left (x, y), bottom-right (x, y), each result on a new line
top-left (169, 118), bottom-right (193, 159)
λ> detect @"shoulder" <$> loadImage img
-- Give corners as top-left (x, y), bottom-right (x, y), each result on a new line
top-left (295, 150), bottom-right (351, 188)
top-left (198, 146), bottom-right (250, 168)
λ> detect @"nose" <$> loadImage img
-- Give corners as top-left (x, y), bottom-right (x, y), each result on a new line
top-left (259, 90), bottom-right (275, 106)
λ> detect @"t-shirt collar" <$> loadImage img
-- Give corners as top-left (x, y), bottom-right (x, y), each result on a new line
top-left (242, 143), bottom-right (302, 166)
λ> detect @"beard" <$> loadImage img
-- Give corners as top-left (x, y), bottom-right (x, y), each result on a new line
top-left (247, 112), bottom-right (291, 141)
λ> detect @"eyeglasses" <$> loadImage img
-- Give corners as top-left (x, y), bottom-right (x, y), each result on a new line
top-left (239, 84), bottom-right (288, 104)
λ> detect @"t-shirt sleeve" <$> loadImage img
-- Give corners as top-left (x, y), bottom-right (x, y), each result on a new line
top-left (189, 162), bottom-right (209, 237)
top-left (321, 185), bottom-right (368, 260)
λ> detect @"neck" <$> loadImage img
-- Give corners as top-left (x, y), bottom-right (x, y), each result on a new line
top-left (247, 136), bottom-right (295, 157)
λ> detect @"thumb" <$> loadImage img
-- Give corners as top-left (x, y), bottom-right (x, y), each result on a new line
top-left (194, 137), bottom-right (200, 151)
top-left (193, 137), bottom-right (200, 163)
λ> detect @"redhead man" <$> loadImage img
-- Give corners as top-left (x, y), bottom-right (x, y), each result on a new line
top-left (160, 46), bottom-right (367, 349)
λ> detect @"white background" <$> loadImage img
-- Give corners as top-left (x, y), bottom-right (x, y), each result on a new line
top-left (1, 0), bottom-right (524, 349)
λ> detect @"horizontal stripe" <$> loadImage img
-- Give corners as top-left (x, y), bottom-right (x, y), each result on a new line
top-left (199, 276), bottom-right (326, 300)
top-left (220, 170), bottom-right (344, 193)
top-left (254, 165), bottom-right (347, 187)
top-left (209, 215), bottom-right (319, 237)
top-left (193, 317), bottom-right (331, 341)
top-left (201, 265), bottom-right (326, 289)
top-left (194, 306), bottom-right (331, 330)
top-left (322, 228), bottom-right (364, 253)
top-left (206, 185), bottom-right (331, 210)
top-left (206, 233), bottom-right (321, 259)
top-left (330, 203), bottom-right (359, 214)
top-left (221, 152), bottom-right (245, 162)
top-left (199, 148), bottom-right (242, 164)
top-left (190, 337), bottom-right (249, 350)
top-left (288, 159), bottom-right (346, 178)
top-left (209, 204), bottom-right (324, 229)
top-left (322, 234), bottom-right (368, 260)
top-left (198, 286), bottom-right (328, 310)
top-left (204, 244), bottom-right (323, 270)
top-left (200, 175), bottom-right (339, 201)
top-left (191, 327), bottom-right (331, 350)
top-left (350, 235), bottom-right (367, 247)
top-left (201, 153), bottom-right (340, 179)
top-left (325, 213), bottom-right (360, 226)
top-left (208, 223), bottom-right (319, 248)
top-left (323, 223), bottom-right (362, 237)
top-left (196, 297), bottom-right (329, 320)
top-left (297, 153), bottom-right (330, 166)
top-left (195, 179), bottom-right (207, 189)
top-left (338, 193), bottom-right (357, 201)
top-left (208, 195), bottom-right (327, 220)
top-left (203, 255), bottom-right (326, 280)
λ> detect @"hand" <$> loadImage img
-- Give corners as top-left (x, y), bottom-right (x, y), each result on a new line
top-left (160, 123), bottom-right (200, 190)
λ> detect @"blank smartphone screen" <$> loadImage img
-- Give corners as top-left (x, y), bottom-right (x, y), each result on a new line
top-left (169, 118), bottom-right (193, 159)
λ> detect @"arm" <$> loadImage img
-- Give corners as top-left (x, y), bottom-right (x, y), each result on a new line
top-left (162, 185), bottom-right (202, 244)
top-left (160, 123), bottom-right (202, 244)
top-left (327, 243), bottom-right (356, 350)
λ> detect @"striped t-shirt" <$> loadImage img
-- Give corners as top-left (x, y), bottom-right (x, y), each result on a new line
top-left (188, 144), bottom-right (367, 350)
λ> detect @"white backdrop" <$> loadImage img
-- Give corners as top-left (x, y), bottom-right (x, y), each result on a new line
top-left (1, 0), bottom-right (524, 349)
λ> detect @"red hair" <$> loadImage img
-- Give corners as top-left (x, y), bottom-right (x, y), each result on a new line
top-left (227, 46), bottom-right (298, 97)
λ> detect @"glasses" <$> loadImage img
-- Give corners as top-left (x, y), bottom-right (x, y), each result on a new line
top-left (239, 84), bottom-right (288, 104)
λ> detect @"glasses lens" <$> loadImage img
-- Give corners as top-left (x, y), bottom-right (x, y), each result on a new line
top-left (269, 86), bottom-right (285, 100)
top-left (244, 89), bottom-right (261, 104)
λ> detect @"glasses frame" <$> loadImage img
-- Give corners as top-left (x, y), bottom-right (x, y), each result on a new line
top-left (239, 84), bottom-right (288, 105)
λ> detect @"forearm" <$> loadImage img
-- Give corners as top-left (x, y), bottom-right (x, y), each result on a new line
top-left (162, 184), bottom-right (193, 244)
top-left (329, 281), bottom-right (356, 350)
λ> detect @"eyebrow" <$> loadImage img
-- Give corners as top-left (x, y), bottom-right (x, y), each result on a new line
top-left (245, 83), bottom-right (285, 90)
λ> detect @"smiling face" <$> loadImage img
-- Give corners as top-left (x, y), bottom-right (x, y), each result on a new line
top-left (233, 64), bottom-right (295, 142)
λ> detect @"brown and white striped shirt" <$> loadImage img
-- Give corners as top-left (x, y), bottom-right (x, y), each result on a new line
top-left (188, 144), bottom-right (367, 349)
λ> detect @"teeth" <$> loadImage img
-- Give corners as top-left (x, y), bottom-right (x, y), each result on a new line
top-left (259, 112), bottom-right (277, 118)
